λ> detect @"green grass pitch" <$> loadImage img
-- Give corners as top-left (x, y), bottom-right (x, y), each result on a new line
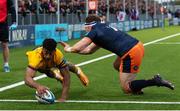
top-left (0, 26), bottom-right (180, 110)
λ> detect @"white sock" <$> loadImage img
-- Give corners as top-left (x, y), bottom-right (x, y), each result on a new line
top-left (4, 62), bottom-right (9, 67)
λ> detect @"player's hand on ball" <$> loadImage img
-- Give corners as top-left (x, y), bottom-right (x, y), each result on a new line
top-left (35, 89), bottom-right (55, 104)
top-left (36, 85), bottom-right (49, 95)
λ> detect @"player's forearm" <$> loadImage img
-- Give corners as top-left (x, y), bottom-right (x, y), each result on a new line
top-left (79, 48), bottom-right (92, 54)
top-left (24, 67), bottom-right (40, 89)
top-left (24, 76), bottom-right (40, 89)
top-left (79, 46), bottom-right (99, 55)
top-left (60, 85), bottom-right (69, 100)
top-left (60, 67), bottom-right (70, 100)
top-left (65, 47), bottom-right (80, 53)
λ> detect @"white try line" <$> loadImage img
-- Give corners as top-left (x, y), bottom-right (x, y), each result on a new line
top-left (0, 99), bottom-right (180, 105)
top-left (153, 42), bottom-right (180, 44)
top-left (0, 32), bottom-right (180, 92)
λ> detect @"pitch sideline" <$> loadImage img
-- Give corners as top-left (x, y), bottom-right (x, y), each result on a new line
top-left (0, 32), bottom-right (180, 92)
top-left (0, 99), bottom-right (180, 105)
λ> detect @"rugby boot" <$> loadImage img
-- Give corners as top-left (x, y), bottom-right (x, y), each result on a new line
top-left (133, 90), bottom-right (144, 95)
top-left (153, 74), bottom-right (174, 90)
top-left (4, 65), bottom-right (10, 72)
top-left (77, 66), bottom-right (89, 86)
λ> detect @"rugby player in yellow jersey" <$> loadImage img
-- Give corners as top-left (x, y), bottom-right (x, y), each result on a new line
top-left (24, 38), bottom-right (89, 102)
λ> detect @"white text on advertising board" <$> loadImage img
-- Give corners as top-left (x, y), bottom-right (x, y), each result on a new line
top-left (11, 29), bottom-right (27, 41)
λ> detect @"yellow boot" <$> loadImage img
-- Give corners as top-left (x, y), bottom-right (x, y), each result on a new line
top-left (76, 66), bottom-right (89, 86)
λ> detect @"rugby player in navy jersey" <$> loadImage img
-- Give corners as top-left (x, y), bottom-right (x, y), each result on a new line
top-left (60, 14), bottom-right (174, 94)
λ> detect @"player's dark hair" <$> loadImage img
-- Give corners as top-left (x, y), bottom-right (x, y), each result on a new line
top-left (43, 38), bottom-right (57, 52)
top-left (85, 14), bottom-right (101, 23)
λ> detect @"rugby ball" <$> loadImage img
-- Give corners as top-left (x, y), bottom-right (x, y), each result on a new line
top-left (35, 90), bottom-right (55, 104)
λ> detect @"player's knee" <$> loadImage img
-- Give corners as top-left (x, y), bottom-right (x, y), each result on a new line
top-left (121, 83), bottom-right (132, 94)
top-left (1, 42), bottom-right (8, 49)
top-left (67, 62), bottom-right (78, 73)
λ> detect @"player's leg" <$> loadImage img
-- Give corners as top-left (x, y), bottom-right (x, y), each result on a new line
top-left (119, 42), bottom-right (153, 94)
top-left (45, 64), bottom-right (89, 87)
top-left (49, 67), bottom-right (64, 83)
top-left (129, 42), bottom-right (174, 92)
top-left (120, 72), bottom-right (175, 94)
top-left (42, 68), bottom-right (64, 83)
top-left (0, 23), bottom-right (10, 72)
top-left (129, 74), bottom-right (175, 93)
top-left (120, 71), bottom-right (175, 94)
top-left (66, 62), bottom-right (89, 86)
top-left (119, 42), bottom-right (174, 94)
top-left (113, 56), bottom-right (136, 93)
top-left (119, 72), bottom-right (137, 93)
top-left (118, 42), bottom-right (144, 94)
top-left (1, 42), bottom-right (9, 71)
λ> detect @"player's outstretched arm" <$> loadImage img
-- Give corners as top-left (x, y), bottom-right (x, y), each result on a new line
top-left (79, 43), bottom-right (100, 54)
top-left (24, 67), bottom-right (49, 94)
top-left (59, 37), bottom-right (92, 54)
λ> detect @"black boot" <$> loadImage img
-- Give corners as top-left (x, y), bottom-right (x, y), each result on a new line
top-left (153, 74), bottom-right (174, 90)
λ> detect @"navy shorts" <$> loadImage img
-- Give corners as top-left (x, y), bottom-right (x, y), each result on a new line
top-left (0, 23), bottom-right (9, 42)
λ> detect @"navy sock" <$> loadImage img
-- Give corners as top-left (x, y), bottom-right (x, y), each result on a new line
top-left (129, 79), bottom-right (156, 92)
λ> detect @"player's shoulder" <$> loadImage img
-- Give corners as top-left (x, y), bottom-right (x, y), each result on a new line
top-left (93, 23), bottom-right (108, 32)
top-left (26, 47), bottom-right (42, 57)
top-left (55, 48), bottom-right (64, 57)
top-left (55, 48), bottom-right (63, 54)
top-left (53, 48), bottom-right (64, 63)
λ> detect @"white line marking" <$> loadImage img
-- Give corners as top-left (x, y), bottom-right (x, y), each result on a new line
top-left (66, 100), bottom-right (180, 104)
top-left (0, 99), bottom-right (180, 104)
top-left (153, 42), bottom-right (180, 44)
top-left (0, 32), bottom-right (180, 92)
top-left (142, 33), bottom-right (180, 46)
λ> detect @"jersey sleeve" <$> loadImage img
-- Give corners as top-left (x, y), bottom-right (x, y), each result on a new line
top-left (55, 49), bottom-right (67, 68)
top-left (26, 51), bottom-right (41, 70)
top-left (86, 29), bottom-right (97, 41)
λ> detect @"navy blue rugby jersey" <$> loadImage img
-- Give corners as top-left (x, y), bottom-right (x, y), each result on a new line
top-left (86, 23), bottom-right (139, 57)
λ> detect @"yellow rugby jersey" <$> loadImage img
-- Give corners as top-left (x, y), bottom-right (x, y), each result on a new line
top-left (26, 47), bottom-right (66, 72)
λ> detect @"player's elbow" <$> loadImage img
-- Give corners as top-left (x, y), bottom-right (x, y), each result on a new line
top-left (24, 76), bottom-right (30, 86)
top-left (24, 74), bottom-right (34, 87)
top-left (24, 78), bottom-right (29, 87)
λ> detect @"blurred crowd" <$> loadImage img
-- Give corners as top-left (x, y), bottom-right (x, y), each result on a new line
top-left (18, 0), bottom-right (161, 13)
top-left (18, 0), bottom-right (85, 15)
top-left (18, 0), bottom-right (171, 21)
